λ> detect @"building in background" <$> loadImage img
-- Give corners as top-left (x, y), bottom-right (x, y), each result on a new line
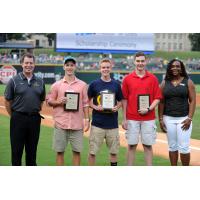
top-left (29, 34), bottom-right (54, 48)
top-left (154, 33), bottom-right (192, 51)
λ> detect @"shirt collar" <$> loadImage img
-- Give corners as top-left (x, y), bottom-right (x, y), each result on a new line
top-left (62, 76), bottom-right (79, 84)
top-left (20, 72), bottom-right (36, 80)
top-left (132, 70), bottom-right (150, 78)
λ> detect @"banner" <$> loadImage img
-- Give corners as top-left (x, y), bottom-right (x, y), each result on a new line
top-left (56, 33), bottom-right (154, 54)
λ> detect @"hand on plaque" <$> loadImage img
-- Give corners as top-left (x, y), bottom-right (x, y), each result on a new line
top-left (138, 108), bottom-right (149, 115)
top-left (93, 105), bottom-right (104, 111)
top-left (112, 105), bottom-right (119, 112)
top-left (58, 97), bottom-right (67, 105)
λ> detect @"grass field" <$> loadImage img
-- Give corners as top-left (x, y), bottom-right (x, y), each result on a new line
top-left (0, 114), bottom-right (171, 166)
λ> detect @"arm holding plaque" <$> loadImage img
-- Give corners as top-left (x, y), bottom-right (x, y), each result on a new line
top-left (112, 101), bottom-right (122, 112)
top-left (150, 99), bottom-right (160, 110)
top-left (47, 96), bottom-right (67, 108)
top-left (138, 94), bottom-right (160, 115)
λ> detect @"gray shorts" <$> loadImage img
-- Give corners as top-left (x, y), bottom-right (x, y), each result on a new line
top-left (53, 126), bottom-right (83, 153)
top-left (126, 120), bottom-right (157, 145)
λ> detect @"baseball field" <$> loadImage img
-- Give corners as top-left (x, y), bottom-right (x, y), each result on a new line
top-left (0, 84), bottom-right (200, 166)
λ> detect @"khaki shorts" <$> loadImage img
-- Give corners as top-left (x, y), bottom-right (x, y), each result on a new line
top-left (89, 126), bottom-right (120, 155)
top-left (53, 126), bottom-right (83, 153)
top-left (126, 120), bottom-right (157, 145)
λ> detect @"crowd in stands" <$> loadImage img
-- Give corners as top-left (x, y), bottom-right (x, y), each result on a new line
top-left (1, 52), bottom-right (200, 72)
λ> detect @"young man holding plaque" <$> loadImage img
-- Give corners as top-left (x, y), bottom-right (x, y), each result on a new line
top-left (88, 58), bottom-right (123, 166)
top-left (122, 52), bottom-right (162, 166)
top-left (47, 56), bottom-right (90, 166)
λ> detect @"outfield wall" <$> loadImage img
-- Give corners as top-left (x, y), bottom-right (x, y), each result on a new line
top-left (1, 64), bottom-right (200, 84)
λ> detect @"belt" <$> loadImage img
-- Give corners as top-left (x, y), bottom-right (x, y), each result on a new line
top-left (13, 111), bottom-right (44, 119)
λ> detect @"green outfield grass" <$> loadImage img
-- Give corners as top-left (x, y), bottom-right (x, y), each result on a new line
top-left (0, 84), bottom-right (6, 96)
top-left (196, 84), bottom-right (200, 93)
top-left (0, 114), bottom-right (170, 166)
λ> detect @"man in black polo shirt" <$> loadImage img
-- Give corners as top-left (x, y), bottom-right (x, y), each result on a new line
top-left (4, 53), bottom-right (46, 166)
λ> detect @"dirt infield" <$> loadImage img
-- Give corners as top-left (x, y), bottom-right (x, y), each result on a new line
top-left (0, 95), bottom-right (200, 165)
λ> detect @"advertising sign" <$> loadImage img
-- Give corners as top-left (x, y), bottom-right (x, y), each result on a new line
top-left (56, 33), bottom-right (154, 54)
top-left (0, 65), bottom-right (17, 84)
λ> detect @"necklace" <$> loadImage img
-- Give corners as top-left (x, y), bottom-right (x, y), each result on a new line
top-left (172, 79), bottom-right (180, 86)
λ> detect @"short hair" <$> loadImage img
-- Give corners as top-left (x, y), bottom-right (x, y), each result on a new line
top-left (99, 58), bottom-right (113, 66)
top-left (134, 52), bottom-right (147, 60)
top-left (20, 53), bottom-right (35, 64)
top-left (165, 59), bottom-right (189, 81)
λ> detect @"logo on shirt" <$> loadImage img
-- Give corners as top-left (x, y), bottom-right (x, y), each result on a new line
top-left (33, 82), bottom-right (40, 87)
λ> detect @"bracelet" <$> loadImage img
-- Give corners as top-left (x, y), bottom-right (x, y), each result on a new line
top-left (187, 117), bottom-right (192, 121)
top-left (147, 107), bottom-right (151, 112)
top-left (84, 118), bottom-right (90, 122)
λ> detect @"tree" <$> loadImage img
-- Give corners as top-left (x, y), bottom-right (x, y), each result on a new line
top-left (0, 33), bottom-right (7, 42)
top-left (45, 33), bottom-right (55, 46)
top-left (188, 33), bottom-right (200, 51)
top-left (6, 33), bottom-right (27, 40)
top-left (45, 33), bottom-right (55, 41)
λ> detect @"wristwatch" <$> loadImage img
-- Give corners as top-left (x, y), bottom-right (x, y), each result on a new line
top-left (147, 107), bottom-right (150, 112)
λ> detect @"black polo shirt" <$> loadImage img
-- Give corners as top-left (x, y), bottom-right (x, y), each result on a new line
top-left (4, 72), bottom-right (46, 113)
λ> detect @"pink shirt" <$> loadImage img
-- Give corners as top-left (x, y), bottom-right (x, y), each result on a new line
top-left (47, 77), bottom-right (89, 130)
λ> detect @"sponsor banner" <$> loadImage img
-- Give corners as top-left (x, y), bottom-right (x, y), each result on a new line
top-left (0, 65), bottom-right (17, 84)
top-left (1, 64), bottom-right (200, 85)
